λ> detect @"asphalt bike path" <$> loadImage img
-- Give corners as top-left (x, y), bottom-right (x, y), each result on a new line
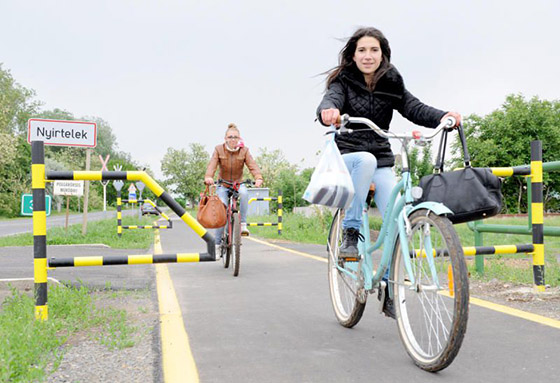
top-left (159, 220), bottom-right (559, 383)
top-left (1, 215), bottom-right (558, 382)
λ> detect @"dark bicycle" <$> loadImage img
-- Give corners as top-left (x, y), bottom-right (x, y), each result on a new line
top-left (216, 179), bottom-right (253, 277)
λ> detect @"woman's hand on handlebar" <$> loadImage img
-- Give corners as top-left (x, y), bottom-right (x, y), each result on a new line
top-left (441, 111), bottom-right (462, 128)
top-left (204, 177), bottom-right (214, 186)
top-left (254, 179), bottom-right (263, 188)
top-left (321, 108), bottom-right (341, 127)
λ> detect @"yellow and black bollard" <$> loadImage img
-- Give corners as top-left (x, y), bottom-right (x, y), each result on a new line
top-left (32, 141), bottom-right (48, 320)
top-left (531, 141), bottom-right (545, 292)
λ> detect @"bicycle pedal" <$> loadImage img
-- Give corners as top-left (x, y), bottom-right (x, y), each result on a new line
top-left (342, 257), bottom-right (360, 262)
top-left (241, 232), bottom-right (249, 237)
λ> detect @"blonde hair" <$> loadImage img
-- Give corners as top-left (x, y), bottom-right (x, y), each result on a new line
top-left (225, 123), bottom-right (240, 136)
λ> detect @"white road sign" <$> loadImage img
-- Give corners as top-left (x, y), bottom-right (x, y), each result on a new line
top-left (28, 118), bottom-right (97, 147)
top-left (54, 180), bottom-right (84, 196)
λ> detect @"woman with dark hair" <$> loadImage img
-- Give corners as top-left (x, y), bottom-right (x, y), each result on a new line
top-left (317, 27), bottom-right (461, 318)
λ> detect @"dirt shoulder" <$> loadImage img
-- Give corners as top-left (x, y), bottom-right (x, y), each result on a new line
top-left (469, 278), bottom-right (560, 321)
top-left (0, 280), bottom-right (161, 383)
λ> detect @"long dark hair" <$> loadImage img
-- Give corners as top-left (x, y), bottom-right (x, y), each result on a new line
top-left (325, 27), bottom-right (392, 90)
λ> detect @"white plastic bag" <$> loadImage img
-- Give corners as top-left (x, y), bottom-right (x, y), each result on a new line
top-left (303, 131), bottom-right (355, 209)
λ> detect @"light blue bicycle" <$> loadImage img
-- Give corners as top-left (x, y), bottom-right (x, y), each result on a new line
top-left (327, 115), bottom-right (469, 372)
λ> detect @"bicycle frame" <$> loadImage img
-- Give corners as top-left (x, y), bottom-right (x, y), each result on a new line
top-left (220, 183), bottom-right (241, 246)
top-left (334, 116), bottom-right (455, 293)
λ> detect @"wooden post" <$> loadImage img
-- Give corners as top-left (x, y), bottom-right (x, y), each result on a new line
top-left (65, 196), bottom-right (70, 232)
top-left (82, 148), bottom-right (91, 235)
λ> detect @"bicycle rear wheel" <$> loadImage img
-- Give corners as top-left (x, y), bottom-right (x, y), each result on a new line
top-left (392, 209), bottom-right (469, 372)
top-left (327, 209), bottom-right (366, 328)
top-left (231, 212), bottom-right (241, 277)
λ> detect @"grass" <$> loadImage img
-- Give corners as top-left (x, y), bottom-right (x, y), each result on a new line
top-left (248, 211), bottom-right (560, 287)
top-left (247, 211), bottom-right (334, 244)
top-left (0, 283), bottom-right (140, 382)
top-left (455, 216), bottom-right (560, 287)
top-left (0, 215), bottom-right (155, 249)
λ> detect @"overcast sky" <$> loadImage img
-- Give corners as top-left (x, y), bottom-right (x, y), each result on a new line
top-left (2, 0), bottom-right (559, 178)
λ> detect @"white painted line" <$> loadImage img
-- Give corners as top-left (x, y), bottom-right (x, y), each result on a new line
top-left (0, 277), bottom-right (61, 284)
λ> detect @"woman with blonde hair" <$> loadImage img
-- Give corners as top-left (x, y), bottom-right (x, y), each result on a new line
top-left (205, 123), bottom-right (263, 252)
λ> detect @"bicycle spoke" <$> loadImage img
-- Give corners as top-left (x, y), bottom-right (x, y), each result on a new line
top-left (327, 209), bottom-right (366, 327)
top-left (393, 209), bottom-right (469, 371)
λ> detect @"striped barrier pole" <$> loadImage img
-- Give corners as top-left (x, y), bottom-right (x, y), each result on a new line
top-left (119, 198), bottom-right (173, 231)
top-left (49, 252), bottom-right (215, 267)
top-left (117, 189), bottom-right (122, 237)
top-left (32, 141), bottom-right (48, 320)
top-left (531, 140), bottom-right (545, 291)
top-left (278, 190), bottom-right (282, 235)
top-left (122, 224), bottom-right (172, 230)
top-left (46, 170), bottom-right (215, 260)
top-left (463, 244), bottom-right (534, 256)
top-left (247, 190), bottom-right (283, 235)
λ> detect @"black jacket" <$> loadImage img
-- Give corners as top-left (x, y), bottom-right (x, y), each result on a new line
top-left (317, 65), bottom-right (446, 168)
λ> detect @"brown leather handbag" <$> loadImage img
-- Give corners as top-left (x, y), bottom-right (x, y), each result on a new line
top-left (197, 186), bottom-right (227, 228)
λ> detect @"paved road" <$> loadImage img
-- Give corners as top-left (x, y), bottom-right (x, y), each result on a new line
top-left (0, 209), bottom-right (138, 237)
top-left (159, 221), bottom-right (559, 383)
top-left (1, 217), bottom-right (558, 382)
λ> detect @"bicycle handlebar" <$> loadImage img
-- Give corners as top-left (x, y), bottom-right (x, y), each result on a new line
top-left (337, 114), bottom-right (457, 141)
top-left (216, 179), bottom-right (255, 187)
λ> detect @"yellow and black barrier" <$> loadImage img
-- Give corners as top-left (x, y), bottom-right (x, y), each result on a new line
top-left (411, 244), bottom-right (534, 258)
top-left (32, 142), bottom-right (48, 321)
top-left (117, 195), bottom-right (172, 236)
top-left (463, 244), bottom-right (534, 256)
top-left (530, 141), bottom-right (545, 292)
top-left (31, 140), bottom-right (215, 320)
top-left (469, 140), bottom-right (546, 291)
top-left (247, 190), bottom-right (283, 235)
top-left (49, 252), bottom-right (214, 267)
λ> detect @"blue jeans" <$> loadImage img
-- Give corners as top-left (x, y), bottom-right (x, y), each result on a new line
top-left (342, 152), bottom-right (397, 230)
top-left (215, 184), bottom-right (248, 245)
top-left (342, 152), bottom-right (397, 281)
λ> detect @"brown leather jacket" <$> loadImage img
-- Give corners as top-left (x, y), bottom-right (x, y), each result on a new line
top-left (205, 144), bottom-right (263, 183)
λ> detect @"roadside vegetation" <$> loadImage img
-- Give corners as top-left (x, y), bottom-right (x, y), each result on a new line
top-left (0, 215), bottom-right (155, 249)
top-left (0, 283), bottom-right (143, 382)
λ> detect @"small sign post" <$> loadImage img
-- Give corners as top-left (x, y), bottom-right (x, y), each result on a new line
top-left (99, 155), bottom-right (110, 211)
top-left (136, 181), bottom-right (145, 218)
top-left (128, 183), bottom-right (137, 202)
top-left (53, 181), bottom-right (84, 230)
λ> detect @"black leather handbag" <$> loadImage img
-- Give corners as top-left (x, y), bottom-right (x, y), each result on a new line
top-left (416, 125), bottom-right (502, 224)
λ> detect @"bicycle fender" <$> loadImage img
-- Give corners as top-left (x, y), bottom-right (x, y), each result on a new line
top-left (409, 202), bottom-right (453, 216)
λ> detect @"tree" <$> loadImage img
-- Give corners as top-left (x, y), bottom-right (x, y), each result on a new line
top-left (161, 143), bottom-right (210, 204)
top-left (86, 116), bottom-right (118, 157)
top-left (0, 65), bottom-right (40, 216)
top-left (452, 94), bottom-right (560, 213)
top-left (0, 64), bottom-right (40, 135)
top-left (252, 148), bottom-right (292, 188)
top-left (395, 143), bottom-right (433, 185)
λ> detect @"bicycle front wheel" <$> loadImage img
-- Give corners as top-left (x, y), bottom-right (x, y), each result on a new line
top-left (231, 212), bottom-right (241, 277)
top-left (392, 209), bottom-right (469, 372)
top-left (327, 209), bottom-right (366, 328)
